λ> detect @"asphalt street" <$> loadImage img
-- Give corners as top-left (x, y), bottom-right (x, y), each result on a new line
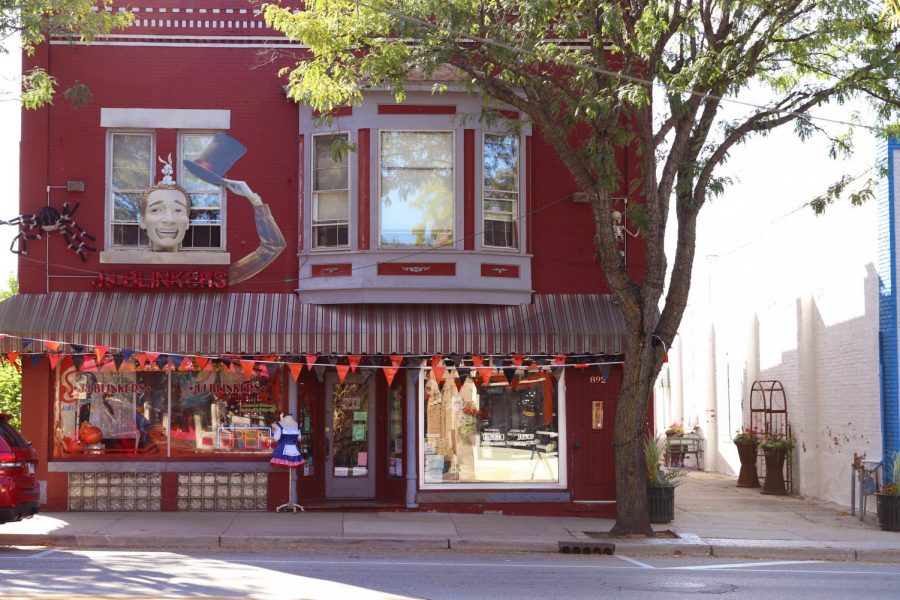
top-left (2, 547), bottom-right (900, 599)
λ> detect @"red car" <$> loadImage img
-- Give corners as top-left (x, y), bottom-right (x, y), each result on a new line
top-left (0, 414), bottom-right (40, 525)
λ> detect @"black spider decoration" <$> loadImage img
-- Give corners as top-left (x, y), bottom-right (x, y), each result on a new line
top-left (0, 202), bottom-right (96, 262)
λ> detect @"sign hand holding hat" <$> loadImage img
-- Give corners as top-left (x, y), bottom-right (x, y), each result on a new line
top-left (184, 134), bottom-right (262, 205)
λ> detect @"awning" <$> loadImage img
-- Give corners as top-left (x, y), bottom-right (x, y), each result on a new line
top-left (0, 292), bottom-right (626, 356)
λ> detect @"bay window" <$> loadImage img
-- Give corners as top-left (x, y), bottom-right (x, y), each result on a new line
top-left (312, 132), bottom-right (350, 248)
top-left (379, 130), bottom-right (455, 248)
top-left (483, 133), bottom-right (519, 249)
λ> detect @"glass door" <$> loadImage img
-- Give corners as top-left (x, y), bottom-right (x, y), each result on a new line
top-left (325, 375), bottom-right (375, 498)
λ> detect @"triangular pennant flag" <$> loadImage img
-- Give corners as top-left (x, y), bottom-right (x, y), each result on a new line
top-left (241, 360), bottom-right (256, 377)
top-left (553, 354), bottom-right (566, 366)
top-left (21, 338), bottom-right (33, 350)
top-left (348, 355), bottom-right (362, 372)
top-left (81, 356), bottom-right (98, 372)
top-left (95, 345), bottom-right (108, 363)
top-left (478, 366), bottom-right (493, 385)
top-left (48, 353), bottom-right (63, 370)
top-left (100, 359), bottom-right (117, 373)
top-left (513, 354), bottom-right (525, 367)
top-left (336, 364), bottom-right (350, 383)
top-left (288, 363), bottom-right (303, 382)
top-left (122, 348), bottom-right (134, 361)
top-left (113, 354), bottom-right (125, 371)
top-left (258, 363), bottom-right (270, 378)
top-left (71, 354), bottom-right (84, 370)
top-left (179, 356), bottom-right (194, 371)
top-left (457, 364), bottom-right (470, 381)
top-left (145, 351), bottom-right (160, 364)
top-left (503, 365), bottom-right (517, 384)
top-left (600, 364), bottom-right (611, 382)
top-left (195, 356), bottom-right (210, 370)
top-left (305, 354), bottom-right (318, 371)
top-left (29, 354), bottom-right (42, 368)
top-left (313, 364), bottom-right (327, 383)
top-left (431, 355), bottom-right (445, 384)
top-left (44, 341), bottom-right (61, 352)
top-left (390, 355), bottom-right (403, 368)
top-left (471, 355), bottom-right (484, 368)
top-left (7, 351), bottom-right (19, 365)
top-left (155, 355), bottom-right (169, 370)
top-left (383, 366), bottom-right (399, 387)
top-left (134, 353), bottom-right (148, 370)
top-left (69, 344), bottom-right (84, 354)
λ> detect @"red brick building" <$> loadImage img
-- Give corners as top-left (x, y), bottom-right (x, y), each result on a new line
top-left (0, 1), bottom-right (642, 514)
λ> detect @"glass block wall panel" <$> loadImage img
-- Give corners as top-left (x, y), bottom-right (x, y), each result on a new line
top-left (176, 472), bottom-right (268, 511)
top-left (68, 472), bottom-right (162, 511)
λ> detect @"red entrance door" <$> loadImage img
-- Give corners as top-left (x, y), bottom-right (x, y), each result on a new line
top-left (566, 367), bottom-right (619, 501)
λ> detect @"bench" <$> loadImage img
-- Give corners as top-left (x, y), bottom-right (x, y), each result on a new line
top-left (665, 434), bottom-right (703, 469)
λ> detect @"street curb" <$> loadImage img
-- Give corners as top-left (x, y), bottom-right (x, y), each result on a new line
top-left (709, 543), bottom-right (856, 562)
top-left (221, 536), bottom-right (451, 551)
top-left (451, 538), bottom-right (559, 553)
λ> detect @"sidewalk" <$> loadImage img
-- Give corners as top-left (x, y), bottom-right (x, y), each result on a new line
top-left (2, 471), bottom-right (899, 562)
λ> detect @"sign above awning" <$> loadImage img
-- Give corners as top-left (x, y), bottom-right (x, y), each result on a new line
top-left (0, 292), bottom-right (627, 356)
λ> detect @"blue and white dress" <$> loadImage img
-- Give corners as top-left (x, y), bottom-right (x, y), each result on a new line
top-left (270, 423), bottom-right (305, 468)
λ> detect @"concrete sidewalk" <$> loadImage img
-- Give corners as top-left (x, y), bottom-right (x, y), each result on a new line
top-left (2, 471), bottom-right (899, 562)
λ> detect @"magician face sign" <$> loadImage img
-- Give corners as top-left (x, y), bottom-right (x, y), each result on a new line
top-left (139, 186), bottom-right (192, 252)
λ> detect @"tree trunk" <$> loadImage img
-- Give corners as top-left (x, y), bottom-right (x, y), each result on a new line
top-left (609, 333), bottom-right (656, 536)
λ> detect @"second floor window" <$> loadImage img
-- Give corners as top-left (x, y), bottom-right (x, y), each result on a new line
top-left (380, 130), bottom-right (454, 248)
top-left (483, 133), bottom-right (519, 249)
top-left (108, 131), bottom-right (223, 250)
top-left (313, 133), bottom-right (350, 248)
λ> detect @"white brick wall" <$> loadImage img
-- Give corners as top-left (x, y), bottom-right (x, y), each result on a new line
top-left (662, 132), bottom-right (881, 508)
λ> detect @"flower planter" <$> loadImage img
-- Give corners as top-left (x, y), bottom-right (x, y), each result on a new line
top-left (761, 448), bottom-right (788, 495)
top-left (876, 493), bottom-right (900, 531)
top-left (734, 440), bottom-right (760, 488)
top-left (647, 485), bottom-right (675, 523)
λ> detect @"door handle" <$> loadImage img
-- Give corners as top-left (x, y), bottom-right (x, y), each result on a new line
top-left (573, 441), bottom-right (581, 451)
top-left (325, 438), bottom-right (331, 461)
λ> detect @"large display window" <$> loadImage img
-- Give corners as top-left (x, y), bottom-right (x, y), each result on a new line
top-left (421, 368), bottom-right (560, 485)
top-left (53, 360), bottom-right (284, 458)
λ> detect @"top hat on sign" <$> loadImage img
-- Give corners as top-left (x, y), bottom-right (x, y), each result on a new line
top-left (183, 134), bottom-right (247, 186)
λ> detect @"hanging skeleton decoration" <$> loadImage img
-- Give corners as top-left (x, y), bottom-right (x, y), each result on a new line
top-left (0, 202), bottom-right (96, 262)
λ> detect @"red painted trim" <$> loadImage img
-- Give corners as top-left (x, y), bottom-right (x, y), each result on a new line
top-left (312, 106), bottom-right (353, 118)
top-left (358, 129), bottom-right (370, 250)
top-left (377, 104), bottom-right (456, 115)
top-left (481, 263), bottom-right (520, 278)
top-left (464, 129), bottom-right (475, 251)
top-left (525, 135), bottom-right (533, 255)
top-left (495, 109), bottom-right (520, 120)
top-left (298, 134), bottom-right (305, 252)
top-left (377, 262), bottom-right (456, 276)
top-left (312, 264), bottom-right (353, 277)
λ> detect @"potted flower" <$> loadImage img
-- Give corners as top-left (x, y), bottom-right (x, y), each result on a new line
top-left (733, 428), bottom-right (761, 488)
top-left (665, 422), bottom-right (685, 437)
top-left (876, 453), bottom-right (900, 531)
top-left (759, 432), bottom-right (794, 495)
top-left (644, 434), bottom-right (686, 523)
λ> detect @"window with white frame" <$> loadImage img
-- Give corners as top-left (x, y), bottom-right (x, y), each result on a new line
top-left (312, 132), bottom-right (350, 248)
top-left (482, 133), bottom-right (519, 249)
top-left (108, 131), bottom-right (224, 250)
top-left (179, 133), bottom-right (224, 249)
top-left (109, 132), bottom-right (154, 247)
top-left (379, 130), bottom-right (454, 248)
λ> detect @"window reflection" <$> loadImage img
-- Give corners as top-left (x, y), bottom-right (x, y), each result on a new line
top-left (423, 368), bottom-right (559, 484)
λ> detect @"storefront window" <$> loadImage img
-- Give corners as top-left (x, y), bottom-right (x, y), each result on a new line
top-left (53, 359), bottom-right (284, 458)
top-left (388, 385), bottom-right (403, 478)
top-left (422, 368), bottom-right (559, 484)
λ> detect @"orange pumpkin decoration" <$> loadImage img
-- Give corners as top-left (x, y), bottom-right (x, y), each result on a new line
top-left (79, 422), bottom-right (102, 445)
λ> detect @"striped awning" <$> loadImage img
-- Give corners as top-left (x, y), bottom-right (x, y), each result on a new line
top-left (0, 292), bottom-right (626, 356)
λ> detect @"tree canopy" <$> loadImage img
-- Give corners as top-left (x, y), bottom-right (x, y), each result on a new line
top-left (263, 0), bottom-right (897, 534)
top-left (1, 0), bottom-right (132, 107)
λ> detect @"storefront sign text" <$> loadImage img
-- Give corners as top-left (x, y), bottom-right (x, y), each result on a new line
top-left (92, 270), bottom-right (228, 289)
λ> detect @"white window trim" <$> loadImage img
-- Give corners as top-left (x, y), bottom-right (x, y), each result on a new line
top-left (377, 129), bottom-right (457, 250)
top-left (481, 131), bottom-right (521, 251)
top-left (105, 129), bottom-right (155, 251)
top-left (177, 130), bottom-right (227, 252)
top-left (311, 131), bottom-right (352, 251)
